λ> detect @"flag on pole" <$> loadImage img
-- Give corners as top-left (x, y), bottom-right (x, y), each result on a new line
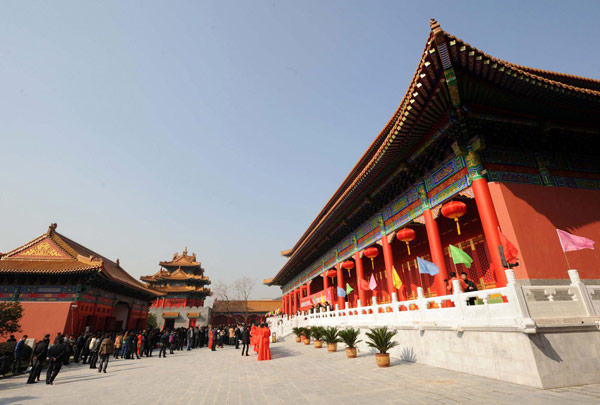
top-left (369, 273), bottom-right (377, 290)
top-left (321, 294), bottom-right (325, 304)
top-left (448, 244), bottom-right (473, 268)
top-left (337, 286), bottom-right (346, 298)
top-left (346, 283), bottom-right (354, 295)
top-left (417, 256), bottom-right (440, 276)
top-left (498, 227), bottom-right (519, 265)
top-left (359, 278), bottom-right (370, 290)
top-left (557, 229), bottom-right (595, 252)
top-left (392, 267), bottom-right (403, 289)
top-left (313, 297), bottom-right (317, 306)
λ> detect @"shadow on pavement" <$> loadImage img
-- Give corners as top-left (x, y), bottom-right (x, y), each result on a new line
top-left (0, 396), bottom-right (38, 404)
top-left (270, 346), bottom-right (300, 360)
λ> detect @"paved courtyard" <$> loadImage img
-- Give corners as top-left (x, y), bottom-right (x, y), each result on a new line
top-left (2, 338), bottom-right (600, 404)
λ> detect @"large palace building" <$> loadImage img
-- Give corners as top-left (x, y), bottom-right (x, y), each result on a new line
top-left (0, 224), bottom-right (160, 340)
top-left (267, 20), bottom-right (600, 389)
top-left (141, 248), bottom-right (212, 329)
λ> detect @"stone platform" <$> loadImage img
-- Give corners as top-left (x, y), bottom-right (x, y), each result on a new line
top-left (1, 339), bottom-right (600, 404)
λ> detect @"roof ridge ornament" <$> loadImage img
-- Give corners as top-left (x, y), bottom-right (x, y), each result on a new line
top-left (47, 223), bottom-right (57, 236)
top-left (430, 18), bottom-right (441, 34)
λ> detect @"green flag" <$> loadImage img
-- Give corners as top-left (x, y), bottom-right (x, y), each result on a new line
top-left (449, 244), bottom-right (473, 268)
top-left (346, 283), bottom-right (354, 295)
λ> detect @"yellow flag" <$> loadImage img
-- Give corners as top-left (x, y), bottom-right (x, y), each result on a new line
top-left (321, 294), bottom-right (325, 303)
top-left (392, 267), bottom-right (403, 289)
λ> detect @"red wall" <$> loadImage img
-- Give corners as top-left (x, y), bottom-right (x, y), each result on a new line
top-left (19, 302), bottom-right (72, 341)
top-left (489, 182), bottom-right (600, 280)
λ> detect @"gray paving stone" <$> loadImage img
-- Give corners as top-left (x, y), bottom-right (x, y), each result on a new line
top-left (1, 339), bottom-right (600, 404)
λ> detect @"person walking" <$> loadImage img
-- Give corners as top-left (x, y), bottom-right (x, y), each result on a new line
top-left (46, 337), bottom-right (67, 385)
top-left (98, 334), bottom-right (114, 373)
top-left (241, 325), bottom-right (250, 356)
top-left (74, 333), bottom-right (85, 363)
top-left (81, 333), bottom-right (92, 364)
top-left (12, 335), bottom-right (28, 373)
top-left (27, 335), bottom-right (49, 384)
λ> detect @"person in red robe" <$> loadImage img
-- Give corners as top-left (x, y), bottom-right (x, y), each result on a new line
top-left (208, 325), bottom-right (213, 351)
top-left (251, 324), bottom-right (260, 353)
top-left (257, 323), bottom-right (271, 361)
top-left (137, 333), bottom-right (142, 356)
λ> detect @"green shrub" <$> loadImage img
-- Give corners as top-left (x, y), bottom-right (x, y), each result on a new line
top-left (366, 326), bottom-right (398, 354)
top-left (322, 327), bottom-right (342, 344)
top-left (338, 328), bottom-right (362, 349)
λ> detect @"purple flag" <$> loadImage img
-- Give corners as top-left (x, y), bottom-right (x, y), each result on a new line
top-left (557, 229), bottom-right (595, 252)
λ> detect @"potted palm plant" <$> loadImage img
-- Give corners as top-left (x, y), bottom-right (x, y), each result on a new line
top-left (301, 327), bottom-right (310, 345)
top-left (338, 328), bottom-right (361, 358)
top-left (310, 326), bottom-right (325, 348)
top-left (292, 327), bottom-right (302, 343)
top-left (322, 327), bottom-right (342, 352)
top-left (365, 326), bottom-right (398, 367)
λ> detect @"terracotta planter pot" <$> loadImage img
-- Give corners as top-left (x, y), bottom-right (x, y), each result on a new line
top-left (345, 347), bottom-right (357, 358)
top-left (295, 337), bottom-right (301, 343)
top-left (303, 338), bottom-right (311, 345)
top-left (375, 353), bottom-right (390, 367)
top-left (314, 340), bottom-right (323, 348)
top-left (327, 343), bottom-right (337, 352)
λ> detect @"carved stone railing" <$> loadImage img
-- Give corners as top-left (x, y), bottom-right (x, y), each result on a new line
top-left (268, 269), bottom-right (599, 337)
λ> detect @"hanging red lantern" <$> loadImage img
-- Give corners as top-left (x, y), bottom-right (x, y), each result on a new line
top-left (441, 201), bottom-right (467, 235)
top-left (326, 270), bottom-right (336, 278)
top-left (363, 246), bottom-right (379, 270)
top-left (396, 228), bottom-right (416, 255)
top-left (342, 260), bottom-right (354, 277)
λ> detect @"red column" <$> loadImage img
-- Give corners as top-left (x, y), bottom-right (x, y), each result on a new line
top-left (354, 252), bottom-right (366, 306)
top-left (287, 293), bottom-right (292, 315)
top-left (424, 208), bottom-right (449, 295)
top-left (381, 234), bottom-right (397, 302)
top-left (306, 282), bottom-right (311, 297)
top-left (472, 178), bottom-right (507, 287)
top-left (283, 295), bottom-right (287, 315)
top-left (335, 263), bottom-right (345, 309)
top-left (323, 272), bottom-right (329, 292)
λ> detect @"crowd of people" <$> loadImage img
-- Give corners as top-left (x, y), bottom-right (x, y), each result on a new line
top-left (4, 322), bottom-right (272, 385)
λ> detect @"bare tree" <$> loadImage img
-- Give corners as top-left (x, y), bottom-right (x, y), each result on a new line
top-left (213, 280), bottom-right (235, 324)
top-left (234, 277), bottom-right (256, 323)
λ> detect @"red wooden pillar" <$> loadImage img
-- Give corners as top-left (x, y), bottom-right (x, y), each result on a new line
top-left (306, 282), bottom-right (311, 297)
top-left (322, 272), bottom-right (329, 296)
top-left (335, 263), bottom-right (345, 309)
top-left (472, 178), bottom-right (507, 287)
top-left (424, 208), bottom-right (449, 295)
top-left (381, 234), bottom-right (397, 302)
top-left (354, 252), bottom-right (366, 306)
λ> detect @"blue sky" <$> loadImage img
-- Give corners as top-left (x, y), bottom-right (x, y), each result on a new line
top-left (1, 1), bottom-right (599, 299)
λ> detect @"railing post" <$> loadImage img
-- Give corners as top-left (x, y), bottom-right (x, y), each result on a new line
top-left (504, 269), bottom-right (536, 333)
top-left (568, 269), bottom-right (596, 316)
top-left (417, 287), bottom-right (425, 327)
top-left (452, 280), bottom-right (466, 324)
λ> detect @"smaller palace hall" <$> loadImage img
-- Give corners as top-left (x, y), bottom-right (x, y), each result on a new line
top-left (0, 224), bottom-right (160, 340)
top-left (141, 248), bottom-right (212, 329)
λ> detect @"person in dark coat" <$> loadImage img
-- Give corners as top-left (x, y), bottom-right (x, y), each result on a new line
top-left (159, 331), bottom-right (169, 358)
top-left (234, 325), bottom-right (241, 349)
top-left (27, 335), bottom-right (49, 384)
top-left (12, 335), bottom-right (28, 373)
top-left (125, 332), bottom-right (134, 359)
top-left (46, 337), bottom-right (67, 385)
top-left (81, 333), bottom-right (92, 364)
top-left (74, 333), bottom-right (85, 363)
top-left (241, 325), bottom-right (250, 356)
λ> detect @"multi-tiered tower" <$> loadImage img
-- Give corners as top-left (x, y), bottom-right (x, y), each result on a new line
top-left (141, 248), bottom-right (212, 328)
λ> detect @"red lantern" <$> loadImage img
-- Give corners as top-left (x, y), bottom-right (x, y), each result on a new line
top-left (325, 270), bottom-right (337, 278)
top-left (363, 246), bottom-right (379, 270)
top-left (342, 260), bottom-right (354, 277)
top-left (396, 228), bottom-right (416, 255)
top-left (441, 201), bottom-right (467, 235)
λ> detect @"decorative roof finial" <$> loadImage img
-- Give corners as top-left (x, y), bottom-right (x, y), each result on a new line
top-left (47, 223), bottom-right (57, 236)
top-left (183, 246), bottom-right (188, 255)
top-left (116, 258), bottom-right (120, 267)
top-left (430, 18), bottom-right (441, 33)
